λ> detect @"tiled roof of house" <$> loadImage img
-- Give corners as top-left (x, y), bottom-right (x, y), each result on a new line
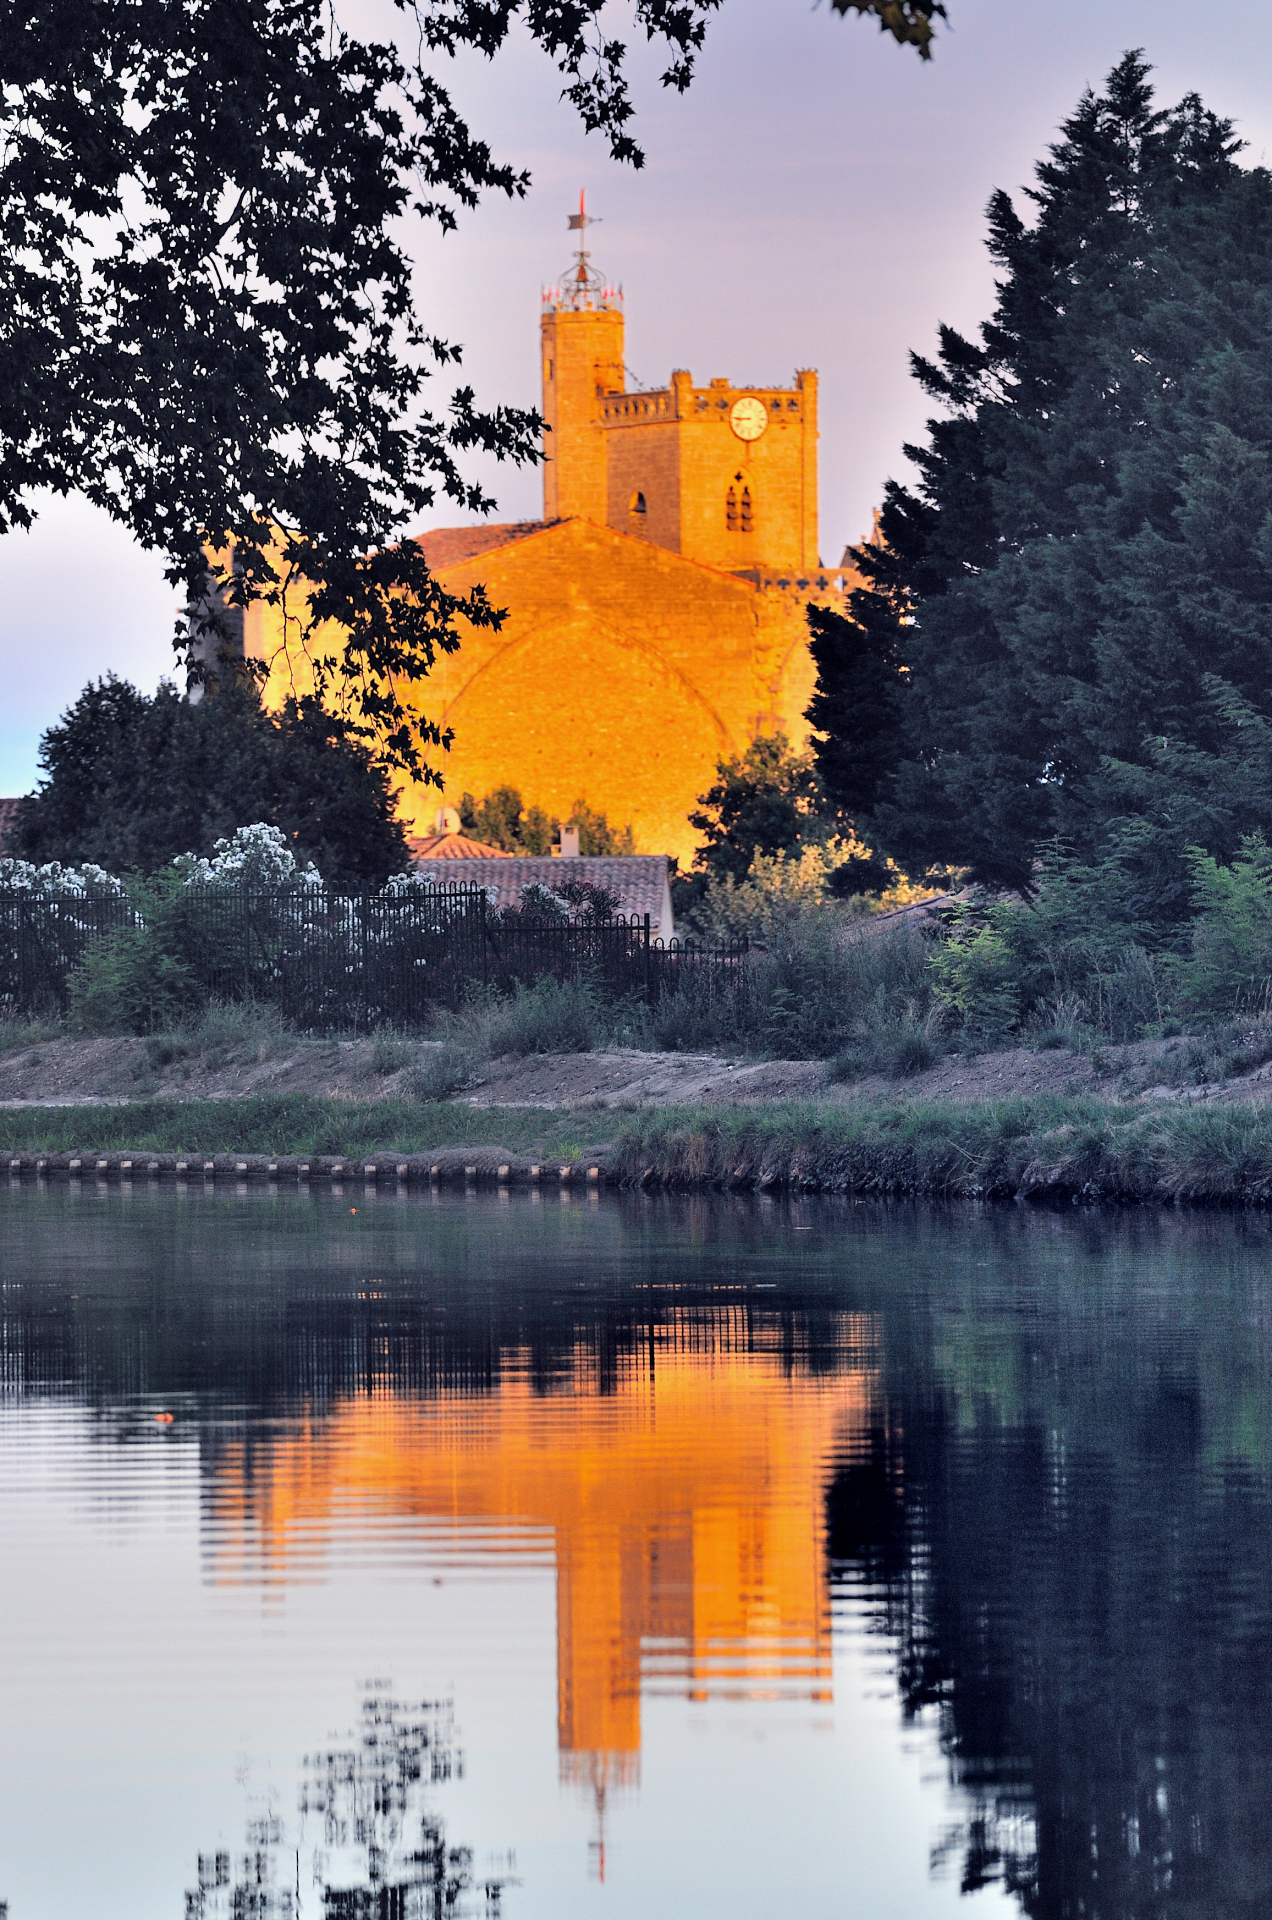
top-left (406, 831), bottom-right (512, 860)
top-left (410, 853), bottom-right (675, 942)
top-left (0, 797), bottom-right (22, 854)
top-left (414, 521), bottom-right (545, 571)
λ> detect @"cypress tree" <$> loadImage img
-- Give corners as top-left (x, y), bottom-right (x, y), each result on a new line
top-left (811, 53), bottom-right (1272, 906)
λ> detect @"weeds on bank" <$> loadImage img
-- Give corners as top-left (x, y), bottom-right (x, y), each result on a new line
top-left (0, 1007), bottom-right (67, 1054)
top-left (606, 1097), bottom-right (1272, 1201)
top-left (404, 1044), bottom-right (475, 1102)
top-left (125, 1000), bottom-right (296, 1083)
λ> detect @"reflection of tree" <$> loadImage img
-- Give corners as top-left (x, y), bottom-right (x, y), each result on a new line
top-left (827, 1229), bottom-right (1272, 1920)
top-left (184, 1688), bottom-right (512, 1918)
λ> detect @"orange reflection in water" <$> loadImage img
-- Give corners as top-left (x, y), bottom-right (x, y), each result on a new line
top-left (206, 1309), bottom-right (876, 1789)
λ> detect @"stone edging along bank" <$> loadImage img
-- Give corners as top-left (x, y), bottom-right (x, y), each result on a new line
top-left (2, 1150), bottom-right (604, 1188)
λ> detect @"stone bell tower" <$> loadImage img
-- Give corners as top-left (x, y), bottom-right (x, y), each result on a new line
top-left (539, 196), bottom-right (819, 568)
top-left (540, 193), bottom-right (625, 524)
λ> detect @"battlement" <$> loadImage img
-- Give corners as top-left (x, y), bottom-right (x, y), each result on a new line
top-left (684, 387), bottom-right (806, 420)
top-left (599, 384), bottom-right (807, 428)
top-left (600, 390), bottom-right (674, 423)
top-left (742, 566), bottom-right (855, 600)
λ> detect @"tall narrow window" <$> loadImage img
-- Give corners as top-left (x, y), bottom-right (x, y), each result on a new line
top-left (726, 485), bottom-right (738, 532)
top-left (740, 485), bottom-right (753, 533)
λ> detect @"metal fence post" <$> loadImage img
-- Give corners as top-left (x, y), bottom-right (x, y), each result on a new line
top-left (643, 913), bottom-right (651, 1003)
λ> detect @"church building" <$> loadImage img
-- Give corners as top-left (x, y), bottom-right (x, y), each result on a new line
top-left (250, 202), bottom-right (854, 862)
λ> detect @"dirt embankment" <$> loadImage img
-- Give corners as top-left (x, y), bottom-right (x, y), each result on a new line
top-left (4, 1028), bottom-right (1272, 1111)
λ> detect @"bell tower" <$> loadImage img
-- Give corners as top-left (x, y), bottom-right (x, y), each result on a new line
top-left (541, 194), bottom-right (625, 523)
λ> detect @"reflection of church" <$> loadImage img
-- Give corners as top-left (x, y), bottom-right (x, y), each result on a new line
top-left (203, 1307), bottom-right (873, 1819)
top-left (246, 202), bottom-right (856, 861)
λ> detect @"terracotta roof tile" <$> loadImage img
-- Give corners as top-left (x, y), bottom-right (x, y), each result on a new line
top-left (413, 522), bottom-right (544, 571)
top-left (410, 853), bottom-right (675, 942)
top-left (406, 831), bottom-right (512, 860)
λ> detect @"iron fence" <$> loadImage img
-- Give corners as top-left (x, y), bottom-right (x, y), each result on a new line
top-left (0, 892), bottom-right (138, 1011)
top-left (0, 884), bottom-right (747, 1030)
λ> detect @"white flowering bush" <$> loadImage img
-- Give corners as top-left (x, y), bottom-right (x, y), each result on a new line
top-left (0, 857), bottom-right (125, 897)
top-left (517, 881), bottom-right (570, 919)
top-left (381, 868), bottom-right (450, 896)
top-left (174, 823), bottom-right (322, 889)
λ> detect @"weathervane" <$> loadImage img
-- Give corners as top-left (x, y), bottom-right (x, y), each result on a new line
top-left (542, 189), bottom-right (622, 313)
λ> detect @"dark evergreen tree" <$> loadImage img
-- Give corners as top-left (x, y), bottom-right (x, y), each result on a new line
top-left (806, 597), bottom-right (909, 822)
top-left (812, 54), bottom-right (1272, 907)
top-left (459, 787), bottom-right (635, 856)
top-left (14, 675), bottom-right (409, 889)
top-left (686, 734), bottom-right (834, 889)
top-left (459, 786), bottom-right (556, 854)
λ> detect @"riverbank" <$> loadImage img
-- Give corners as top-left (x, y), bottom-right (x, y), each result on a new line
top-left (7, 1090), bottom-right (1272, 1203)
top-left (606, 1098), bottom-right (1272, 1203)
top-left (7, 1023), bottom-right (1272, 1111)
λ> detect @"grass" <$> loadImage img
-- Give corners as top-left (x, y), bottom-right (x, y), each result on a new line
top-left (0, 1094), bottom-right (604, 1159)
top-left (606, 1096), bottom-right (1272, 1204)
top-left (9, 1089), bottom-right (1272, 1204)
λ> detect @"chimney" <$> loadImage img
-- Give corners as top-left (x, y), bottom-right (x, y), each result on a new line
top-left (559, 826), bottom-right (581, 858)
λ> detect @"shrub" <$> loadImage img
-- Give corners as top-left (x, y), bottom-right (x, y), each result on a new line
top-left (1173, 836), bottom-right (1272, 1019)
top-left (143, 1033), bottom-right (191, 1069)
top-left (369, 1029), bottom-right (413, 1075)
top-left (630, 915), bottom-right (939, 1062)
top-left (185, 999), bottom-right (293, 1065)
top-left (405, 1045), bottom-right (473, 1101)
top-left (684, 845), bottom-right (851, 946)
top-left (67, 928), bottom-right (196, 1034)
top-left (0, 1009), bottom-right (66, 1051)
top-left (828, 999), bottom-right (943, 1080)
top-left (485, 976), bottom-right (602, 1055)
top-left (173, 821), bottom-right (322, 888)
top-left (930, 920), bottom-right (1021, 1045)
top-left (631, 972), bottom-right (744, 1053)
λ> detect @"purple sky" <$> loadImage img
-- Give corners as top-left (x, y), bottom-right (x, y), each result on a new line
top-left (3, 0), bottom-right (1272, 793)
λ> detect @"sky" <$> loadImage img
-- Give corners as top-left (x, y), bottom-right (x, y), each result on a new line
top-left (4, 0), bottom-right (1272, 793)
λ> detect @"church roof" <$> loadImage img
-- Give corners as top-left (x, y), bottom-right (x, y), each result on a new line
top-left (409, 853), bottom-right (675, 942)
top-left (414, 522), bottom-right (545, 570)
top-left (416, 511), bottom-right (765, 594)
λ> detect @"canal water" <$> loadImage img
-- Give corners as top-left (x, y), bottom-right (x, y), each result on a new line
top-left (2, 1182), bottom-right (1270, 1919)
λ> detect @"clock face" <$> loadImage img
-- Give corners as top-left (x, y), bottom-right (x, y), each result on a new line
top-left (729, 396), bottom-right (768, 442)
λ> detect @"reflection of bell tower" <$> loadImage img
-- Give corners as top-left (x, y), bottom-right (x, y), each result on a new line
top-left (540, 192), bottom-right (625, 523)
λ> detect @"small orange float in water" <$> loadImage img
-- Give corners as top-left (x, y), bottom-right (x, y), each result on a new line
top-left (350, 1208), bottom-right (357, 1215)
top-left (154, 1411), bottom-right (174, 1424)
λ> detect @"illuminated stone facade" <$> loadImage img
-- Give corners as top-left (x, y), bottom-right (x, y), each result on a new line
top-left (245, 213), bottom-right (855, 860)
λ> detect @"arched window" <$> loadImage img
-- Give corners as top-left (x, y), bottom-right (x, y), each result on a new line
top-left (630, 490), bottom-right (647, 520)
top-left (727, 474), bottom-right (753, 535)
